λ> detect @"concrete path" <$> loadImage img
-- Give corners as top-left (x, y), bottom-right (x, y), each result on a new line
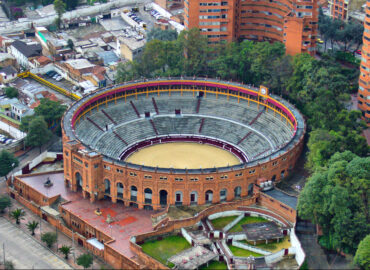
top-left (0, 217), bottom-right (71, 269)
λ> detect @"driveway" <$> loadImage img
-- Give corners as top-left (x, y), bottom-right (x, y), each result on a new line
top-left (0, 217), bottom-right (71, 269)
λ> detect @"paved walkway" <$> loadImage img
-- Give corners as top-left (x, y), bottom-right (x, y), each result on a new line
top-left (0, 181), bottom-right (110, 269)
top-left (0, 217), bottom-right (71, 269)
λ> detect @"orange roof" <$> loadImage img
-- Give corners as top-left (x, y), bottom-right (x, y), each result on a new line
top-left (36, 56), bottom-right (52, 66)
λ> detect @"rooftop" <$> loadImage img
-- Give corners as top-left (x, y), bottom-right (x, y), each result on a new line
top-left (17, 171), bottom-right (79, 201)
top-left (61, 197), bottom-right (156, 258)
top-left (243, 222), bottom-right (284, 241)
top-left (65, 59), bottom-right (95, 70)
top-left (0, 65), bottom-right (17, 75)
top-left (0, 53), bottom-right (15, 61)
top-left (118, 36), bottom-right (146, 51)
top-left (11, 40), bottom-right (42, 58)
top-left (263, 189), bottom-right (297, 210)
top-left (168, 246), bottom-right (217, 269)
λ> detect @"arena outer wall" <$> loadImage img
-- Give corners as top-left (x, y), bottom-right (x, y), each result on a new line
top-left (62, 78), bottom-right (305, 210)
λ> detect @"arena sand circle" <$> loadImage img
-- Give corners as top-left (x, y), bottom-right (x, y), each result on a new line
top-left (124, 142), bottom-right (241, 169)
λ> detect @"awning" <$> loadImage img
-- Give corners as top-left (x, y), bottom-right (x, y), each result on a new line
top-left (86, 238), bottom-right (104, 250)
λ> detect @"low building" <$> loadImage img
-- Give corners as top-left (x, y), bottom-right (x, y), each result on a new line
top-left (57, 58), bottom-right (106, 87)
top-left (116, 36), bottom-right (145, 61)
top-left (0, 65), bottom-right (18, 83)
top-left (8, 40), bottom-right (42, 68)
top-left (35, 27), bottom-right (71, 56)
top-left (11, 102), bottom-right (33, 121)
top-left (32, 55), bottom-right (52, 68)
top-left (0, 53), bottom-right (16, 68)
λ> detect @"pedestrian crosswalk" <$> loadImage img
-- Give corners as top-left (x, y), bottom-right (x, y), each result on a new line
top-left (0, 217), bottom-right (72, 269)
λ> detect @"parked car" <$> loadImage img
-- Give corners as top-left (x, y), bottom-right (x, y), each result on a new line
top-left (56, 75), bottom-right (63, 81)
top-left (355, 49), bottom-right (362, 55)
top-left (316, 38), bottom-right (324, 44)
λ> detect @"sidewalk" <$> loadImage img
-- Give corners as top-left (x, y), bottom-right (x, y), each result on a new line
top-left (4, 196), bottom-right (112, 270)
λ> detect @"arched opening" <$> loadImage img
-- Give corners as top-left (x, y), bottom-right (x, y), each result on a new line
top-left (234, 186), bottom-right (241, 198)
top-left (75, 172), bottom-right (82, 191)
top-left (159, 190), bottom-right (168, 206)
top-left (271, 175), bottom-right (276, 182)
top-left (190, 191), bottom-right (198, 205)
top-left (175, 191), bottom-right (183, 206)
top-left (104, 179), bottom-right (111, 194)
top-left (248, 183), bottom-right (254, 196)
top-left (130, 186), bottom-right (137, 202)
top-left (205, 190), bottom-right (213, 203)
top-left (281, 170), bottom-right (285, 179)
top-left (144, 188), bottom-right (152, 204)
top-left (220, 189), bottom-right (227, 202)
top-left (117, 183), bottom-right (123, 199)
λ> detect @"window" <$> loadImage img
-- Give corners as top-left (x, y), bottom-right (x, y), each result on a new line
top-left (85, 163), bottom-right (88, 168)
top-left (235, 172), bottom-right (243, 177)
top-left (249, 169), bottom-right (255, 174)
top-left (129, 172), bottom-right (137, 176)
top-left (272, 161), bottom-right (278, 166)
top-left (73, 156), bottom-right (82, 164)
top-left (160, 176), bottom-right (167, 180)
top-left (116, 169), bottom-right (123, 173)
top-left (104, 165), bottom-right (110, 170)
top-left (220, 175), bottom-right (228, 179)
top-left (64, 151), bottom-right (69, 156)
top-left (175, 177), bottom-right (183, 181)
top-left (144, 175), bottom-right (152, 179)
top-left (206, 176), bottom-right (214, 180)
top-left (94, 164), bottom-right (99, 168)
top-left (190, 177), bottom-right (199, 181)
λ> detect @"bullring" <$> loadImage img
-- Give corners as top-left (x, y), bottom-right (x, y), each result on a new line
top-left (62, 78), bottom-right (305, 210)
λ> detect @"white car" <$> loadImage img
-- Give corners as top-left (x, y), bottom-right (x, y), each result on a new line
top-left (56, 75), bottom-right (63, 81)
top-left (53, 74), bottom-right (59, 80)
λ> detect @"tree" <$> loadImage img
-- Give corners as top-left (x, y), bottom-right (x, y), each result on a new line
top-left (0, 195), bottom-right (11, 214)
top-left (41, 232), bottom-right (57, 248)
top-left (9, 208), bottom-right (25, 225)
top-left (34, 98), bottom-right (67, 128)
top-left (26, 220), bottom-right (39, 236)
top-left (53, 0), bottom-right (66, 28)
top-left (298, 151), bottom-right (370, 254)
top-left (147, 28), bottom-right (178, 42)
top-left (67, 39), bottom-right (74, 50)
top-left (354, 235), bottom-right (370, 269)
top-left (59, 245), bottom-right (72, 259)
top-left (77, 253), bottom-right (93, 269)
top-left (177, 28), bottom-right (210, 76)
top-left (65, 0), bottom-right (78, 10)
top-left (4, 260), bottom-right (14, 270)
top-left (25, 116), bottom-right (52, 153)
top-left (4, 87), bottom-right (18, 98)
top-left (0, 150), bottom-right (19, 180)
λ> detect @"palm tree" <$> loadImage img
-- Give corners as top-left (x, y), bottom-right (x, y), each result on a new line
top-left (26, 220), bottom-right (39, 236)
top-left (9, 208), bottom-right (25, 224)
top-left (59, 245), bottom-right (72, 260)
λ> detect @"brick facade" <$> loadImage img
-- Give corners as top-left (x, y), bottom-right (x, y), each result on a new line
top-left (184, 0), bottom-right (318, 55)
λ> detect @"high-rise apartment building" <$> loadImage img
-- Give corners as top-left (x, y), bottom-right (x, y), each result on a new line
top-left (184, 0), bottom-right (318, 56)
top-left (358, 1), bottom-right (370, 125)
top-left (328, 0), bottom-right (349, 21)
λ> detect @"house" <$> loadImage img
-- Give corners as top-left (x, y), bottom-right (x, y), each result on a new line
top-left (0, 65), bottom-right (18, 83)
top-left (116, 36), bottom-right (145, 61)
top-left (8, 40), bottom-right (42, 68)
top-left (57, 59), bottom-right (107, 87)
top-left (0, 53), bottom-right (16, 68)
top-left (11, 102), bottom-right (33, 121)
top-left (35, 27), bottom-right (71, 56)
top-left (0, 98), bottom-right (18, 117)
top-left (32, 55), bottom-right (52, 67)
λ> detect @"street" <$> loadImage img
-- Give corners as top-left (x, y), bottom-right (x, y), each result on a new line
top-left (0, 217), bottom-right (71, 269)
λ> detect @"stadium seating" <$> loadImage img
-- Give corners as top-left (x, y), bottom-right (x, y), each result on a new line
top-left (75, 92), bottom-right (294, 161)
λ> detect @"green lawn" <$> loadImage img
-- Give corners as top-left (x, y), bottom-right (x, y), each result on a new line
top-left (200, 260), bottom-right (228, 270)
top-left (240, 236), bottom-right (291, 252)
top-left (141, 235), bottom-right (191, 266)
top-left (210, 216), bottom-right (238, 230)
top-left (228, 216), bottom-right (268, 233)
top-left (228, 245), bottom-right (263, 257)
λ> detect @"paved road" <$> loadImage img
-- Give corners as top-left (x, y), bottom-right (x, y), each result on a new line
top-left (0, 217), bottom-right (71, 269)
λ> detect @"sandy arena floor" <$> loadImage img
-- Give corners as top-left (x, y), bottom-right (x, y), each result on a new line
top-left (125, 142), bottom-right (241, 169)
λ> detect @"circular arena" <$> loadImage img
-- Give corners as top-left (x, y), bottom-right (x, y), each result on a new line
top-left (62, 78), bottom-right (305, 210)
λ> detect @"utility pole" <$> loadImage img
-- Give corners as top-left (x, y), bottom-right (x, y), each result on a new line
top-left (56, 226), bottom-right (58, 250)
